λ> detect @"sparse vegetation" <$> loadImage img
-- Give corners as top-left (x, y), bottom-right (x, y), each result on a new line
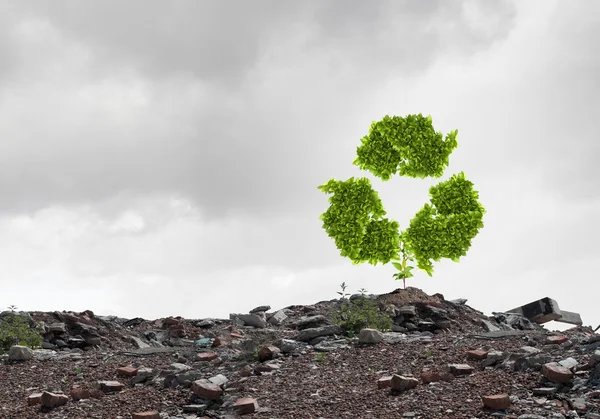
top-left (0, 306), bottom-right (43, 352)
top-left (332, 285), bottom-right (392, 337)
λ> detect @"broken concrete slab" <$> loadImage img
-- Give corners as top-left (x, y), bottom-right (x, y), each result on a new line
top-left (557, 310), bottom-right (582, 326)
top-left (507, 297), bottom-right (582, 326)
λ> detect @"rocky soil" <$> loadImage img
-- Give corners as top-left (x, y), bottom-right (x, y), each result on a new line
top-left (0, 287), bottom-right (599, 419)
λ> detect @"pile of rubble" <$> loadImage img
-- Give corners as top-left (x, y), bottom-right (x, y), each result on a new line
top-left (0, 287), bottom-right (598, 418)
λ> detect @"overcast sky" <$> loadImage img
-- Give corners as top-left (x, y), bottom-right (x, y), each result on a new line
top-left (1, 1), bottom-right (598, 330)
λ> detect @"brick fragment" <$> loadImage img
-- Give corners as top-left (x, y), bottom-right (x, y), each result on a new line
top-left (482, 394), bottom-right (511, 410)
top-left (233, 397), bottom-right (258, 415)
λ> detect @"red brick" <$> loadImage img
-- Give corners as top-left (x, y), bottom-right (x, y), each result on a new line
top-left (40, 391), bottom-right (68, 408)
top-left (192, 380), bottom-right (223, 400)
top-left (132, 412), bottom-right (160, 419)
top-left (482, 394), bottom-right (511, 410)
top-left (258, 345), bottom-right (281, 362)
top-left (116, 366), bottom-right (139, 377)
top-left (391, 375), bottom-right (419, 391)
top-left (196, 352), bottom-right (219, 362)
top-left (70, 386), bottom-right (91, 401)
top-left (230, 332), bottom-right (243, 339)
top-left (377, 376), bottom-right (393, 389)
top-left (543, 363), bottom-right (573, 383)
top-left (233, 397), bottom-right (258, 415)
top-left (546, 335), bottom-right (568, 345)
top-left (27, 393), bottom-right (43, 406)
top-left (466, 349), bottom-right (489, 360)
top-left (420, 371), bottom-right (442, 383)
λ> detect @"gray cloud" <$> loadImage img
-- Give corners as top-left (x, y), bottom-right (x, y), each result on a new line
top-left (0, 0), bottom-right (517, 219)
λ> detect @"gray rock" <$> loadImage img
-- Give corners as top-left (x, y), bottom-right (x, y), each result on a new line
top-left (358, 328), bottom-right (383, 344)
top-left (559, 357), bottom-right (579, 369)
top-left (482, 350), bottom-right (506, 367)
top-left (397, 305), bottom-right (416, 316)
top-left (267, 309), bottom-right (287, 326)
top-left (249, 305), bottom-right (271, 314)
top-left (295, 325), bottom-right (341, 342)
top-left (275, 338), bottom-right (306, 354)
top-left (8, 345), bottom-right (34, 361)
top-left (208, 374), bottom-right (228, 387)
top-left (382, 332), bottom-right (408, 345)
top-left (195, 319), bottom-right (215, 328)
top-left (230, 314), bottom-right (267, 329)
top-left (130, 336), bottom-right (151, 349)
top-left (514, 354), bottom-right (552, 371)
top-left (47, 323), bottom-right (66, 333)
top-left (450, 298), bottom-right (468, 305)
top-left (481, 319), bottom-right (501, 332)
top-left (132, 367), bottom-right (156, 384)
top-left (314, 339), bottom-right (350, 352)
top-left (292, 315), bottom-right (327, 330)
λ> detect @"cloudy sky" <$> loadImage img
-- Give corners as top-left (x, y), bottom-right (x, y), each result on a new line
top-left (1, 1), bottom-right (598, 330)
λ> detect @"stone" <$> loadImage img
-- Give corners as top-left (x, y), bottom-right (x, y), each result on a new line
top-left (47, 322), bottom-right (66, 333)
top-left (377, 376), bottom-right (393, 389)
top-left (233, 397), bottom-right (258, 415)
top-left (514, 353), bottom-right (552, 371)
top-left (546, 335), bottom-right (569, 345)
top-left (391, 374), bottom-right (419, 391)
top-left (132, 412), bottom-right (160, 419)
top-left (398, 305), bottom-right (416, 316)
top-left (40, 391), bottom-right (69, 408)
top-left (481, 319), bottom-right (501, 332)
top-left (482, 394), bottom-right (511, 410)
top-left (8, 345), bottom-right (33, 361)
top-left (450, 298), bottom-right (468, 305)
top-left (255, 361), bottom-right (281, 373)
top-left (570, 397), bottom-right (587, 412)
top-left (420, 371), bottom-right (442, 383)
top-left (531, 387), bottom-right (557, 396)
top-left (96, 380), bottom-right (124, 393)
top-left (358, 328), bottom-right (384, 344)
top-left (231, 313), bottom-right (267, 328)
top-left (70, 386), bottom-right (90, 401)
top-left (293, 315), bottom-right (328, 329)
top-left (445, 364), bottom-right (474, 376)
top-left (276, 338), bottom-right (305, 353)
top-left (249, 305), bottom-right (270, 314)
top-left (268, 310), bottom-right (287, 326)
top-left (466, 349), bottom-right (489, 360)
top-left (132, 367), bottom-right (155, 384)
top-left (116, 366), bottom-right (139, 377)
top-left (295, 325), bottom-right (341, 342)
top-left (258, 345), bottom-right (281, 362)
top-left (27, 393), bottom-right (43, 406)
top-left (382, 332), bottom-right (408, 345)
top-left (195, 319), bottom-right (215, 328)
top-left (196, 352), bottom-right (219, 362)
top-left (208, 374), bottom-right (228, 387)
top-left (482, 350), bottom-right (506, 367)
top-left (559, 357), bottom-right (579, 369)
top-left (192, 380), bottom-right (223, 400)
top-left (542, 362), bottom-right (573, 383)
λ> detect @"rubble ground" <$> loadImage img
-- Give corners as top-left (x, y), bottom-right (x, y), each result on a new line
top-left (0, 287), bottom-right (599, 419)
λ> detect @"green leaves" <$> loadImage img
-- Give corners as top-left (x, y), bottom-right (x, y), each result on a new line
top-left (318, 177), bottom-right (400, 265)
top-left (319, 113), bottom-right (485, 285)
top-left (403, 172), bottom-right (486, 276)
top-left (353, 114), bottom-right (458, 180)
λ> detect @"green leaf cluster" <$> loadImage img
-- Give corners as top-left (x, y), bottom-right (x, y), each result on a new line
top-left (353, 114), bottom-right (458, 180)
top-left (332, 298), bottom-right (392, 337)
top-left (0, 315), bottom-right (43, 352)
top-left (318, 177), bottom-right (400, 265)
top-left (403, 172), bottom-right (486, 276)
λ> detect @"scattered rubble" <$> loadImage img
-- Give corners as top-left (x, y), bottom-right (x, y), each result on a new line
top-left (0, 287), bottom-right (598, 418)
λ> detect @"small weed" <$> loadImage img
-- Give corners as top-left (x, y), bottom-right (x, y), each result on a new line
top-left (315, 352), bottom-right (327, 362)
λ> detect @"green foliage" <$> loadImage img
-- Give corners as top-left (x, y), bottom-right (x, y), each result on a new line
top-left (403, 172), bottom-right (486, 275)
top-left (319, 113), bottom-right (485, 287)
top-left (353, 114), bottom-right (458, 180)
top-left (315, 352), bottom-right (327, 362)
top-left (318, 177), bottom-right (400, 265)
top-left (332, 296), bottom-right (392, 337)
top-left (0, 313), bottom-right (43, 352)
